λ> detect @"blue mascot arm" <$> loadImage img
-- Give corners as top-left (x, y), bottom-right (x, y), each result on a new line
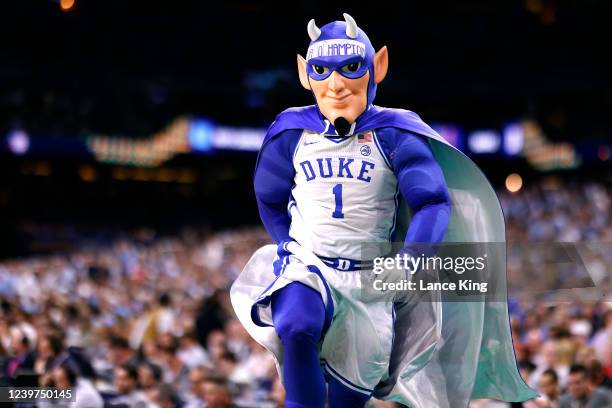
top-left (377, 128), bottom-right (451, 254)
top-left (253, 129), bottom-right (301, 243)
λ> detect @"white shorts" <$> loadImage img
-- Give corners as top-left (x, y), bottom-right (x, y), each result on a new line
top-left (230, 242), bottom-right (395, 395)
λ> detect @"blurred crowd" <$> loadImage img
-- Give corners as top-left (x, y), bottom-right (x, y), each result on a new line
top-left (0, 178), bottom-right (610, 408)
top-left (0, 228), bottom-right (275, 407)
top-left (497, 180), bottom-right (612, 408)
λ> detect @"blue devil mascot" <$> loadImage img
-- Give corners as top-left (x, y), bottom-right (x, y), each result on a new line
top-left (231, 13), bottom-right (537, 408)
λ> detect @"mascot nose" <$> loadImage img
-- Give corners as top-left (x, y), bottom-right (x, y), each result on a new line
top-left (327, 71), bottom-right (346, 93)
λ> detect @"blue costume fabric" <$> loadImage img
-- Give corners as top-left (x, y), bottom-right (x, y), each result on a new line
top-left (253, 129), bottom-right (301, 244)
top-left (271, 281), bottom-right (326, 408)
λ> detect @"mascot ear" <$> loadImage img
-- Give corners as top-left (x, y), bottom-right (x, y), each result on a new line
top-left (373, 46), bottom-right (388, 84)
top-left (297, 54), bottom-right (311, 90)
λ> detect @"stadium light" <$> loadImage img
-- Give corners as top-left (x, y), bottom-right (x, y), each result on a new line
top-left (188, 119), bottom-right (214, 152)
top-left (503, 123), bottom-right (524, 156)
top-left (78, 165), bottom-right (97, 182)
top-left (505, 173), bottom-right (523, 193)
top-left (7, 130), bottom-right (30, 155)
top-left (60, 0), bottom-right (75, 12)
top-left (468, 130), bottom-right (501, 154)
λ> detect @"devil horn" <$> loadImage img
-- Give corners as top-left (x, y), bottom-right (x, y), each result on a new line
top-left (343, 13), bottom-right (358, 38)
top-left (307, 19), bottom-right (321, 41)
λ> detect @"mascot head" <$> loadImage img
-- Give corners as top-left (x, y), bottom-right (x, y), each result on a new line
top-left (297, 13), bottom-right (388, 135)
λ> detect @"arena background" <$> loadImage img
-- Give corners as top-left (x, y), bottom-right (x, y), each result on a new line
top-left (0, 1), bottom-right (610, 407)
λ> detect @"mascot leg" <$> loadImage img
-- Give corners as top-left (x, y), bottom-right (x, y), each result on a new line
top-left (328, 376), bottom-right (371, 408)
top-left (272, 282), bottom-right (326, 408)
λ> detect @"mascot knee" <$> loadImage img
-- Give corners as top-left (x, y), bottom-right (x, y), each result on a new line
top-left (275, 316), bottom-right (322, 346)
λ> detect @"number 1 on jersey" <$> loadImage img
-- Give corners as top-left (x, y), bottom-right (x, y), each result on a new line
top-left (332, 184), bottom-right (344, 219)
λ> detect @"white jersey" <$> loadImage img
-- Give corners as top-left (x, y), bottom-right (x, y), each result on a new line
top-left (289, 129), bottom-right (399, 260)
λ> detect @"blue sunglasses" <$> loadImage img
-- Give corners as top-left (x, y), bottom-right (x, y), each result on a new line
top-left (306, 55), bottom-right (369, 81)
